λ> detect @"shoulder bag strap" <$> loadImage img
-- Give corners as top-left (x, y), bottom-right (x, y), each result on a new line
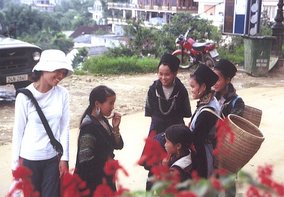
top-left (230, 95), bottom-right (240, 109)
top-left (17, 88), bottom-right (63, 158)
top-left (200, 107), bottom-right (223, 120)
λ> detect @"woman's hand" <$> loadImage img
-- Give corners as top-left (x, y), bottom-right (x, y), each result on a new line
top-left (112, 112), bottom-right (121, 129)
top-left (59, 160), bottom-right (69, 177)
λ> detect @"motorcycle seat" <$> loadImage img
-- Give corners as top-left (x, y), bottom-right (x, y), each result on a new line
top-left (192, 42), bottom-right (207, 51)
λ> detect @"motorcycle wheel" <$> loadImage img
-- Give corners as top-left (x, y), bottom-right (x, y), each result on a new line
top-left (203, 54), bottom-right (217, 68)
top-left (175, 54), bottom-right (196, 69)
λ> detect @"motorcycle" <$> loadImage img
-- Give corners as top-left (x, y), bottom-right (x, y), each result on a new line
top-left (172, 28), bottom-right (219, 69)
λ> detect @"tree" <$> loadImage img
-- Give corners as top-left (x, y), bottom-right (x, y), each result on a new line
top-left (72, 47), bottom-right (88, 68)
top-left (2, 4), bottom-right (61, 38)
top-left (21, 30), bottom-right (74, 53)
top-left (52, 32), bottom-right (74, 53)
top-left (56, 0), bottom-right (95, 30)
top-left (124, 19), bottom-right (161, 56)
top-left (0, 0), bottom-right (14, 9)
top-left (120, 13), bottom-right (222, 57)
top-left (162, 13), bottom-right (221, 43)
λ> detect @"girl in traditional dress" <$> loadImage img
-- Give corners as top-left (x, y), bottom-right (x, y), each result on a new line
top-left (142, 53), bottom-right (192, 190)
top-left (75, 85), bottom-right (123, 196)
top-left (163, 124), bottom-right (193, 182)
top-left (213, 59), bottom-right (245, 117)
top-left (188, 64), bottom-right (220, 178)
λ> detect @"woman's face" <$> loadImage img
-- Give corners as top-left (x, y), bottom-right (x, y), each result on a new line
top-left (189, 77), bottom-right (205, 100)
top-left (213, 69), bottom-right (229, 93)
top-left (164, 137), bottom-right (178, 155)
top-left (158, 64), bottom-right (177, 87)
top-left (42, 69), bottom-right (67, 87)
top-left (98, 95), bottom-right (116, 117)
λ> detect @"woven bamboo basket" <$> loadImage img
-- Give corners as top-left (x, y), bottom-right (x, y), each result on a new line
top-left (218, 114), bottom-right (265, 173)
top-left (242, 105), bottom-right (262, 127)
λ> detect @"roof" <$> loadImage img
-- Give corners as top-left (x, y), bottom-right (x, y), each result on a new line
top-left (0, 36), bottom-right (41, 50)
top-left (70, 25), bottom-right (112, 38)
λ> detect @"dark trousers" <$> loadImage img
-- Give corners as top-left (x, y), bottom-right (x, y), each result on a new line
top-left (146, 171), bottom-right (153, 191)
top-left (22, 156), bottom-right (60, 197)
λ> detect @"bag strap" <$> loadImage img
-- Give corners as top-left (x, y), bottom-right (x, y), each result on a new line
top-left (200, 107), bottom-right (223, 120)
top-left (17, 88), bottom-right (63, 158)
top-left (230, 95), bottom-right (240, 109)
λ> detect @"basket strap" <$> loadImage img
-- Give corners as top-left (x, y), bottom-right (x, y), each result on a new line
top-left (200, 108), bottom-right (223, 120)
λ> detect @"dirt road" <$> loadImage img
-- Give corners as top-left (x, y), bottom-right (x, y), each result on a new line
top-left (1, 70), bottom-right (283, 145)
top-left (1, 70), bottom-right (284, 195)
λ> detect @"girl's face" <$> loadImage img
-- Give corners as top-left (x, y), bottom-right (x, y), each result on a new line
top-left (213, 69), bottom-right (229, 93)
top-left (97, 95), bottom-right (116, 117)
top-left (189, 77), bottom-right (205, 100)
top-left (164, 137), bottom-right (178, 156)
top-left (158, 64), bottom-right (177, 87)
top-left (42, 69), bottom-right (67, 87)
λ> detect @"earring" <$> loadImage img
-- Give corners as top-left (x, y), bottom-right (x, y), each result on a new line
top-left (95, 107), bottom-right (100, 116)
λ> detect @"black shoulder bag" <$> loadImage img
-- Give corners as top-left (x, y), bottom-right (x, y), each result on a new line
top-left (17, 88), bottom-right (63, 158)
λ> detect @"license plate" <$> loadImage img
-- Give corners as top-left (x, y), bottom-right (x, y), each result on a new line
top-left (210, 49), bottom-right (219, 58)
top-left (6, 74), bottom-right (28, 83)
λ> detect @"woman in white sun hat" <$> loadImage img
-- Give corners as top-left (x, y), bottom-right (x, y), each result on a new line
top-left (11, 49), bottom-right (73, 197)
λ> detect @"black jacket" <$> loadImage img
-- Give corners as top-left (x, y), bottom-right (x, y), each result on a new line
top-left (145, 77), bottom-right (192, 134)
top-left (75, 114), bottom-right (123, 195)
top-left (215, 83), bottom-right (245, 117)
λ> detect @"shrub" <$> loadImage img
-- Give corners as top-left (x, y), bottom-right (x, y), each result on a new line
top-left (218, 45), bottom-right (244, 66)
top-left (82, 55), bottom-right (159, 75)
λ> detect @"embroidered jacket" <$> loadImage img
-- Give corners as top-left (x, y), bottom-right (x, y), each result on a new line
top-left (75, 114), bottom-right (123, 195)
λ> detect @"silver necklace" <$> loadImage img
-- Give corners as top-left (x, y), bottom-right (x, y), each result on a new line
top-left (156, 89), bottom-right (179, 115)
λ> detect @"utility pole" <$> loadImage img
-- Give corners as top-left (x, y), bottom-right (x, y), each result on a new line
top-left (272, 0), bottom-right (284, 57)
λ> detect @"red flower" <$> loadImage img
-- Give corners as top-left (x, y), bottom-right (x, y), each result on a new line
top-left (213, 168), bottom-right (228, 177)
top-left (258, 165), bottom-right (273, 178)
top-left (162, 183), bottom-right (178, 195)
top-left (8, 165), bottom-right (39, 197)
top-left (256, 165), bottom-right (284, 196)
top-left (60, 172), bottom-right (90, 197)
top-left (151, 165), bottom-right (170, 181)
top-left (104, 160), bottom-right (120, 176)
top-left (191, 170), bottom-right (200, 181)
top-left (104, 159), bottom-right (129, 183)
top-left (138, 130), bottom-right (167, 168)
top-left (93, 182), bottom-right (114, 197)
top-left (210, 177), bottom-right (223, 191)
top-left (176, 191), bottom-right (198, 197)
top-left (12, 165), bottom-right (32, 179)
top-left (246, 186), bottom-right (262, 197)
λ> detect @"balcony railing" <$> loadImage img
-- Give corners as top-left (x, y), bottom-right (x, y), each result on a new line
top-left (107, 17), bottom-right (129, 25)
top-left (107, 2), bottom-right (138, 9)
top-left (107, 2), bottom-right (198, 13)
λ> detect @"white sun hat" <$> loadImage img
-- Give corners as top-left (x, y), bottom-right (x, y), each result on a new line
top-left (33, 49), bottom-right (74, 76)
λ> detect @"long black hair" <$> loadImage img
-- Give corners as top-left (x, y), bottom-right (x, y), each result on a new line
top-left (80, 85), bottom-right (116, 124)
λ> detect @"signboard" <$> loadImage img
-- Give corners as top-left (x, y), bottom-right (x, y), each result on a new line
top-left (223, 0), bottom-right (262, 36)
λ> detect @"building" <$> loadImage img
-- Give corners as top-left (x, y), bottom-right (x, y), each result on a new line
top-left (107, 0), bottom-right (198, 24)
top-left (88, 0), bottom-right (105, 25)
top-left (20, 0), bottom-right (62, 12)
top-left (262, 0), bottom-right (278, 22)
top-left (100, 0), bottom-right (198, 34)
top-left (20, 0), bottom-right (61, 4)
top-left (68, 24), bottom-right (124, 56)
top-left (194, 0), bottom-right (224, 27)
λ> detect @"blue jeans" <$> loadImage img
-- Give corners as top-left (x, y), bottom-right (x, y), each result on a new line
top-left (22, 156), bottom-right (60, 197)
